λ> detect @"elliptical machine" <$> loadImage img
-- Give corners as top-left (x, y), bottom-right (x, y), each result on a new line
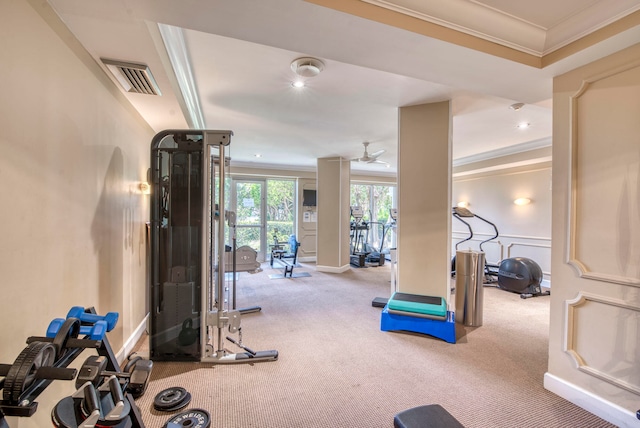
top-left (451, 206), bottom-right (548, 299)
top-left (451, 206), bottom-right (498, 281)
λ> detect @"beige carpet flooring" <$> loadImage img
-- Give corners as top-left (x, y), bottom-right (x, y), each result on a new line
top-left (132, 262), bottom-right (615, 428)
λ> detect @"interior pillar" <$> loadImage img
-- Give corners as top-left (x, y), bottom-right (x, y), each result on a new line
top-left (397, 101), bottom-right (452, 299)
top-left (316, 157), bottom-right (351, 272)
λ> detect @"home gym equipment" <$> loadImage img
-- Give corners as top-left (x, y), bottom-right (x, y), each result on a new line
top-left (226, 211), bottom-right (262, 315)
top-left (66, 306), bottom-right (119, 331)
top-left (153, 387), bottom-right (192, 412)
top-left (498, 257), bottom-right (550, 299)
top-left (269, 234), bottom-right (309, 279)
top-left (149, 129), bottom-right (277, 364)
top-left (52, 378), bottom-right (132, 428)
top-left (350, 206), bottom-right (368, 267)
top-left (454, 250), bottom-right (485, 327)
top-left (0, 307), bottom-right (146, 428)
top-left (75, 355), bottom-right (153, 399)
top-left (349, 206), bottom-right (384, 267)
top-left (394, 404), bottom-right (465, 428)
top-left (163, 408), bottom-right (211, 428)
top-left (451, 207), bottom-right (548, 298)
top-left (47, 319), bottom-right (108, 341)
top-left (451, 206), bottom-right (498, 280)
top-left (386, 293), bottom-right (448, 320)
top-left (381, 293), bottom-right (456, 344)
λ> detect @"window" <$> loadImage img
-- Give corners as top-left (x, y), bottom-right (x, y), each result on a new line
top-left (266, 179), bottom-right (296, 247)
top-left (350, 183), bottom-right (395, 253)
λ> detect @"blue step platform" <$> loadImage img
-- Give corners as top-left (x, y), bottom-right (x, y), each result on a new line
top-left (381, 306), bottom-right (456, 344)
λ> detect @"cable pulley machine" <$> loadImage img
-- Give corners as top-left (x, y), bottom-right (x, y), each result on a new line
top-left (149, 130), bottom-right (277, 364)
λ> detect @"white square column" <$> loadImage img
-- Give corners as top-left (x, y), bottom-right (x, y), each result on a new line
top-left (397, 101), bottom-right (452, 299)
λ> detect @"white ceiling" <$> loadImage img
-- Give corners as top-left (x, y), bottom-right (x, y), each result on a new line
top-left (46, 0), bottom-right (640, 175)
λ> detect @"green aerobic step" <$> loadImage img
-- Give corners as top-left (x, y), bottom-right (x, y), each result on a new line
top-left (387, 292), bottom-right (447, 318)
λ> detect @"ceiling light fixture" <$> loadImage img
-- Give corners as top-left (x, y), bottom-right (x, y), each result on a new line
top-left (292, 80), bottom-right (305, 88)
top-left (255, 154), bottom-right (262, 158)
top-left (291, 57), bottom-right (325, 78)
top-left (516, 122), bottom-right (530, 129)
top-left (514, 197), bottom-right (531, 206)
top-left (509, 102), bottom-right (525, 111)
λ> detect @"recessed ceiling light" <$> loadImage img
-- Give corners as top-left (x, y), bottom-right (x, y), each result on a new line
top-left (255, 154), bottom-right (262, 158)
top-left (292, 80), bottom-right (305, 88)
top-left (516, 122), bottom-right (530, 129)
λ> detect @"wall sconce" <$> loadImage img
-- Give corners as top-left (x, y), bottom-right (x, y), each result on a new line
top-left (513, 197), bottom-right (531, 206)
top-left (139, 181), bottom-right (151, 195)
top-left (457, 201), bottom-right (469, 208)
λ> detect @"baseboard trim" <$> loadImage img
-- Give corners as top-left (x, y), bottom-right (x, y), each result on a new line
top-left (316, 264), bottom-right (351, 273)
top-left (298, 256), bottom-right (317, 263)
top-left (115, 313), bottom-right (149, 364)
top-left (544, 372), bottom-right (638, 427)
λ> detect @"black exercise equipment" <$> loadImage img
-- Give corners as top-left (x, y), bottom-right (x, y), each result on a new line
top-left (498, 257), bottom-right (550, 299)
top-left (75, 355), bottom-right (153, 399)
top-left (269, 234), bottom-right (308, 279)
top-left (153, 387), bottom-right (191, 412)
top-left (52, 377), bottom-right (132, 428)
top-left (394, 404), bottom-right (465, 428)
top-left (0, 307), bottom-right (146, 428)
top-left (451, 207), bottom-right (549, 298)
top-left (451, 206), bottom-right (498, 279)
top-left (163, 408), bottom-right (211, 428)
top-left (349, 206), bottom-right (385, 267)
top-left (149, 129), bottom-right (278, 364)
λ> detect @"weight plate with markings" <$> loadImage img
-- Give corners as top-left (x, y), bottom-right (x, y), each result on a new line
top-left (3, 341), bottom-right (56, 403)
top-left (159, 391), bottom-right (191, 412)
top-left (163, 408), bottom-right (210, 428)
top-left (154, 386), bottom-right (190, 411)
top-left (52, 317), bottom-right (81, 360)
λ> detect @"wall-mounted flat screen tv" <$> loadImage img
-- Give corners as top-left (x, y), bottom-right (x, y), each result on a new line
top-left (303, 189), bottom-right (317, 207)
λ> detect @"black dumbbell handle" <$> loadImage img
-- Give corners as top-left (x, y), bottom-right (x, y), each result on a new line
top-left (34, 367), bottom-right (77, 381)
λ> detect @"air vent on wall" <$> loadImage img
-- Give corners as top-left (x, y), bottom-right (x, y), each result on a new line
top-left (101, 58), bottom-right (161, 96)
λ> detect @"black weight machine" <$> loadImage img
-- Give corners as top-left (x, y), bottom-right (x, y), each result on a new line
top-left (149, 130), bottom-right (277, 363)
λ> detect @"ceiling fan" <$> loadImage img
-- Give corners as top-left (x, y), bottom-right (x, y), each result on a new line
top-left (351, 142), bottom-right (387, 165)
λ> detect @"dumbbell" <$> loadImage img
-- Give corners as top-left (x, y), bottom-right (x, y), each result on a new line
top-left (67, 306), bottom-right (118, 331)
top-left (47, 318), bottom-right (108, 341)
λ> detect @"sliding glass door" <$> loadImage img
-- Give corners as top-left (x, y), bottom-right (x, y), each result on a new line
top-left (233, 180), bottom-right (266, 261)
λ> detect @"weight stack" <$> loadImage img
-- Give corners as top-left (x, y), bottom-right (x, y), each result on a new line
top-left (454, 250), bottom-right (485, 327)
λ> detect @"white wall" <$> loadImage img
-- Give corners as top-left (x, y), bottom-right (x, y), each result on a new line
top-left (545, 43), bottom-right (640, 427)
top-left (452, 161), bottom-right (552, 280)
top-left (0, 2), bottom-right (153, 425)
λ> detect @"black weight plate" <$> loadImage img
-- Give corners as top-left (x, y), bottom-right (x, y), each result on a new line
top-left (51, 395), bottom-right (79, 428)
top-left (52, 318), bottom-right (80, 360)
top-left (154, 386), bottom-right (189, 410)
top-left (163, 408), bottom-right (211, 428)
top-left (3, 341), bottom-right (56, 403)
top-left (159, 391), bottom-right (191, 412)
